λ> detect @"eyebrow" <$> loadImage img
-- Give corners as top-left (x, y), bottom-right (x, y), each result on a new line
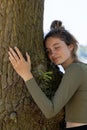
top-left (46, 43), bottom-right (60, 50)
top-left (53, 43), bottom-right (60, 46)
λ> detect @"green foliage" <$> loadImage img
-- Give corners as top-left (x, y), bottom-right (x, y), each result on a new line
top-left (37, 66), bottom-right (63, 99)
top-left (38, 70), bottom-right (53, 83)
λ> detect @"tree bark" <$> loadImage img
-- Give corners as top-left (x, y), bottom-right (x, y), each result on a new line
top-left (0, 0), bottom-right (65, 129)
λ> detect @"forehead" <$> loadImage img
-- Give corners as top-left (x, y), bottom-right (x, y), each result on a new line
top-left (45, 37), bottom-right (64, 48)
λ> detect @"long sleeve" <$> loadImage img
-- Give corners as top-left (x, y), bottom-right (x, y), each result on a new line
top-left (25, 63), bottom-right (83, 119)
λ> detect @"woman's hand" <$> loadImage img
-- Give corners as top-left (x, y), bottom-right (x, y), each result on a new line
top-left (8, 47), bottom-right (33, 81)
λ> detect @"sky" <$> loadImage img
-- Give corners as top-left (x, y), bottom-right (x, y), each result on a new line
top-left (43, 0), bottom-right (87, 46)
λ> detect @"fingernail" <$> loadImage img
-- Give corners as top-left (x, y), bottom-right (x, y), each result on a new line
top-left (9, 47), bottom-right (11, 50)
top-left (26, 52), bottom-right (29, 55)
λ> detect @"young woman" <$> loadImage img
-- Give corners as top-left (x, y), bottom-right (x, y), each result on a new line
top-left (8, 20), bottom-right (87, 129)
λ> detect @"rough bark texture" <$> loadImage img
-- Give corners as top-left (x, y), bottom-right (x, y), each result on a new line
top-left (0, 0), bottom-right (65, 130)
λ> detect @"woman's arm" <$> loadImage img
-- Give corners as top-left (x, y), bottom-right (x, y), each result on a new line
top-left (8, 47), bottom-right (83, 119)
top-left (25, 63), bottom-right (83, 118)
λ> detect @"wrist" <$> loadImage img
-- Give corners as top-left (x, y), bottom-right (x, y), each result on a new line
top-left (23, 73), bottom-right (33, 81)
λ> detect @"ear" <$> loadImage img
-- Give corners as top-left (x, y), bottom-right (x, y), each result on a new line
top-left (68, 44), bottom-right (74, 51)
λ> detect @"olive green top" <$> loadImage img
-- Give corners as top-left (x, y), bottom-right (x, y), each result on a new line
top-left (25, 62), bottom-right (87, 123)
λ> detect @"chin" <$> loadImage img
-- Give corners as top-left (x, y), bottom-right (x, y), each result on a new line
top-left (54, 62), bottom-right (61, 65)
top-left (53, 59), bottom-right (61, 65)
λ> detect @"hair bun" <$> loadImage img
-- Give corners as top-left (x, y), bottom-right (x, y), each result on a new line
top-left (50, 20), bottom-right (65, 30)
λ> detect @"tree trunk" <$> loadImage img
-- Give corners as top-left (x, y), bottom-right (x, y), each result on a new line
top-left (0, 0), bottom-right (65, 130)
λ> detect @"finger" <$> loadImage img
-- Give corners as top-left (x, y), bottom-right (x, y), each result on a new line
top-left (14, 47), bottom-right (24, 60)
top-left (26, 52), bottom-right (30, 63)
top-left (9, 56), bottom-right (15, 66)
top-left (8, 52), bottom-right (17, 67)
top-left (9, 47), bottom-right (20, 61)
top-left (8, 51), bottom-right (16, 62)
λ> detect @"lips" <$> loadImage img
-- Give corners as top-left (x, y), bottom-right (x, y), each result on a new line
top-left (53, 57), bottom-right (60, 63)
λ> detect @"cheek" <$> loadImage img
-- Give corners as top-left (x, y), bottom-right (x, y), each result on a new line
top-left (48, 55), bottom-right (52, 60)
top-left (64, 50), bottom-right (71, 58)
top-left (61, 48), bottom-right (71, 58)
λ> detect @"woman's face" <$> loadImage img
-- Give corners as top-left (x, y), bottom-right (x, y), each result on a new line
top-left (45, 37), bottom-right (74, 68)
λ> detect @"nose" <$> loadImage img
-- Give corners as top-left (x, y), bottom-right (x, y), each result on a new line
top-left (50, 50), bottom-right (56, 56)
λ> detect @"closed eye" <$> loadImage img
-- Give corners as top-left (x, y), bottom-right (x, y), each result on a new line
top-left (54, 46), bottom-right (60, 50)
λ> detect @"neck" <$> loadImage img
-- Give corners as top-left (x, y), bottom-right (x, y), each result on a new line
top-left (61, 57), bottom-right (78, 70)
